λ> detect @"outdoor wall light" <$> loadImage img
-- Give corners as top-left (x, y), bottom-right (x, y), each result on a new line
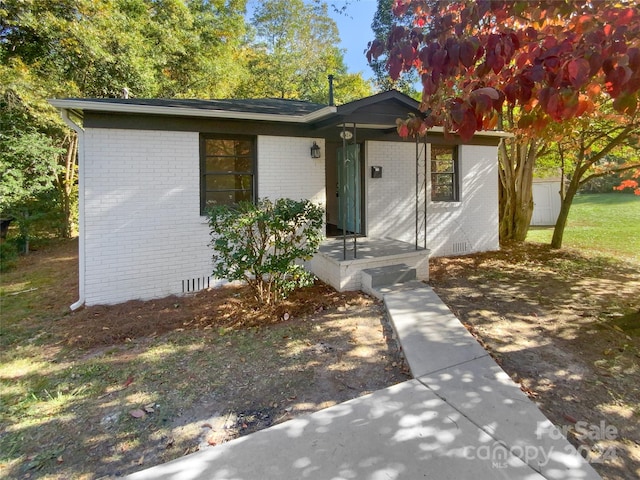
top-left (310, 141), bottom-right (321, 158)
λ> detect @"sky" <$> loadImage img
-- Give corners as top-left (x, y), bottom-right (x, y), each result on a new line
top-left (328, 0), bottom-right (379, 79)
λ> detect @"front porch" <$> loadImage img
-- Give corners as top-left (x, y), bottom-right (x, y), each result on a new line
top-left (309, 237), bottom-right (430, 292)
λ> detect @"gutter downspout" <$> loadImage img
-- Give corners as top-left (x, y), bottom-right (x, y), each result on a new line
top-left (60, 109), bottom-right (85, 311)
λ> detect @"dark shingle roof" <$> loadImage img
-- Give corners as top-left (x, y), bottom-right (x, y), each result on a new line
top-left (59, 97), bottom-right (328, 116)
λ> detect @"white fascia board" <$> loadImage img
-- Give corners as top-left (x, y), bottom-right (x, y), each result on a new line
top-left (304, 106), bottom-right (338, 122)
top-left (333, 123), bottom-right (513, 138)
top-left (48, 99), bottom-right (337, 124)
top-left (427, 126), bottom-right (514, 138)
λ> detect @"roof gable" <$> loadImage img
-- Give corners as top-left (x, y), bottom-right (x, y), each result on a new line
top-left (309, 90), bottom-right (423, 130)
top-left (336, 90), bottom-right (420, 116)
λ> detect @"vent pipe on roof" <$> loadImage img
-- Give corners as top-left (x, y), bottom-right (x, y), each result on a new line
top-left (328, 75), bottom-right (334, 106)
top-left (122, 87), bottom-right (129, 99)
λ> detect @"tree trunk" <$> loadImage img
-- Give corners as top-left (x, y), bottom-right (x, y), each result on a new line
top-left (19, 210), bottom-right (30, 255)
top-left (551, 122), bottom-right (639, 249)
top-left (499, 137), bottom-right (538, 243)
top-left (58, 133), bottom-right (78, 238)
top-left (551, 173), bottom-right (581, 249)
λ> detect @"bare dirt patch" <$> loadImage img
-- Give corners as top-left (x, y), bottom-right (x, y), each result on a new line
top-left (0, 239), bottom-right (409, 479)
top-left (4, 239), bottom-right (639, 479)
top-left (430, 243), bottom-right (640, 480)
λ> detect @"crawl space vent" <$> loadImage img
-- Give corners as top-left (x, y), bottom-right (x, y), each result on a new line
top-left (182, 276), bottom-right (211, 293)
top-left (452, 242), bottom-right (469, 254)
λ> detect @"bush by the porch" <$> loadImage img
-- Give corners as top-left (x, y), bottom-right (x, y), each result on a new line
top-left (207, 198), bottom-right (324, 305)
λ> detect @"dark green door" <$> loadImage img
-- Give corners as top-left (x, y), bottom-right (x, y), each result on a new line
top-left (337, 144), bottom-right (361, 234)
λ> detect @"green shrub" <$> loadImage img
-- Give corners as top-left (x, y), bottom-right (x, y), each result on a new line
top-left (208, 198), bottom-right (324, 305)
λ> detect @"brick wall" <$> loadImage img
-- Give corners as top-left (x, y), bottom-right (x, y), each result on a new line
top-left (82, 130), bottom-right (325, 305)
top-left (366, 141), bottom-right (499, 257)
top-left (258, 136), bottom-right (326, 206)
top-left (83, 129), bottom-right (211, 305)
top-left (366, 141), bottom-right (418, 243)
top-left (427, 145), bottom-right (499, 256)
top-left (81, 129), bottom-right (497, 304)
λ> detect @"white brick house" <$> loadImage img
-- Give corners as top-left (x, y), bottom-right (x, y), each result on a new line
top-left (52, 91), bottom-right (505, 307)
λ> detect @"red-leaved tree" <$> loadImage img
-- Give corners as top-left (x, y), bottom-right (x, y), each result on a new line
top-left (367, 0), bottom-right (640, 242)
top-left (615, 170), bottom-right (640, 195)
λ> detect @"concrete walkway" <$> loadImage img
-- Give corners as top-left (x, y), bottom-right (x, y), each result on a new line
top-left (128, 285), bottom-right (601, 480)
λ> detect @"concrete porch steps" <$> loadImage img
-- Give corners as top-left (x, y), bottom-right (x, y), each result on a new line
top-left (361, 263), bottom-right (420, 299)
top-left (310, 237), bottom-right (430, 293)
top-left (373, 280), bottom-right (430, 298)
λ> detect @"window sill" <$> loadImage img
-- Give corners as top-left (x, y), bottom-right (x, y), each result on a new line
top-left (430, 200), bottom-right (462, 207)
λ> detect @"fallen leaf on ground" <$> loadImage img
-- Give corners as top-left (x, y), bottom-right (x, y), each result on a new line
top-left (130, 409), bottom-right (145, 418)
top-left (520, 385), bottom-right (539, 398)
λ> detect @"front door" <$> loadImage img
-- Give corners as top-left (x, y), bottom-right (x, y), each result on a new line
top-left (337, 144), bottom-right (361, 235)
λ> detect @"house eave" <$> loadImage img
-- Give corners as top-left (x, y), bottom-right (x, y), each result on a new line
top-left (333, 123), bottom-right (513, 139)
top-left (427, 126), bottom-right (514, 138)
top-left (48, 99), bottom-right (337, 124)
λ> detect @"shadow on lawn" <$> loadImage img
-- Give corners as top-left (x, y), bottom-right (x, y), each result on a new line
top-left (1, 299), bottom-right (408, 478)
top-left (430, 242), bottom-right (640, 480)
top-left (3, 240), bottom-right (638, 479)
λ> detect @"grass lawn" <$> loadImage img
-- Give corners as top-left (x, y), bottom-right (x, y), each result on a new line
top-left (527, 192), bottom-right (640, 263)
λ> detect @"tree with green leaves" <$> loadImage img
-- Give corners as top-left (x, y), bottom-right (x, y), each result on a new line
top-left (0, 127), bottom-right (63, 253)
top-left (239, 0), bottom-right (371, 104)
top-left (1, 0), bottom-right (249, 99)
top-left (144, 0), bottom-right (249, 98)
top-left (1, 0), bottom-right (250, 239)
top-left (369, 0), bottom-right (419, 96)
top-left (538, 105), bottom-right (640, 248)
